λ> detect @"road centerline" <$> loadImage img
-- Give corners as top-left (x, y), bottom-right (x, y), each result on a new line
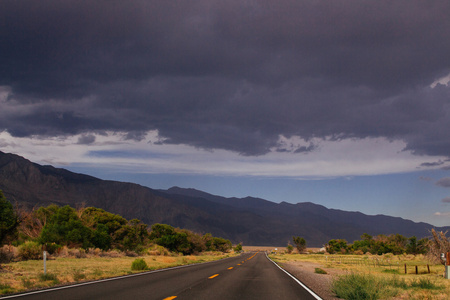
top-left (5, 252), bottom-right (322, 299)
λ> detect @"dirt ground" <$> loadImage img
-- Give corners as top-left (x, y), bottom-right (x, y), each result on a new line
top-left (278, 260), bottom-right (343, 300)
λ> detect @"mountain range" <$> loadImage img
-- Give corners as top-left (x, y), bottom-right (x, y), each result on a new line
top-left (1, 150), bottom-right (448, 247)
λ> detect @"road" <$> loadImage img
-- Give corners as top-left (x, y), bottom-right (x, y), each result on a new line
top-left (3, 252), bottom-right (321, 300)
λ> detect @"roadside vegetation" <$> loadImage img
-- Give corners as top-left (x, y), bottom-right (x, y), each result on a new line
top-left (272, 230), bottom-right (450, 299)
top-left (292, 236), bottom-right (307, 253)
top-left (331, 273), bottom-right (445, 299)
top-left (1, 192), bottom-right (232, 258)
top-left (0, 250), bottom-right (230, 295)
top-left (2, 189), bottom-right (450, 298)
top-left (272, 252), bottom-right (450, 299)
top-left (0, 190), bottom-right (235, 295)
top-left (325, 233), bottom-right (429, 256)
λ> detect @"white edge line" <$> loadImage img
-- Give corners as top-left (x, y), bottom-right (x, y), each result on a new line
top-left (265, 252), bottom-right (323, 300)
top-left (1, 254), bottom-right (240, 299)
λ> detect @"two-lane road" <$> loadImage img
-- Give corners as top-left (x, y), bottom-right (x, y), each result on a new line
top-left (3, 252), bottom-right (321, 300)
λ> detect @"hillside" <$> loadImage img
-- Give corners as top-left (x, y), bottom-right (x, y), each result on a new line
top-left (1, 151), bottom-right (448, 246)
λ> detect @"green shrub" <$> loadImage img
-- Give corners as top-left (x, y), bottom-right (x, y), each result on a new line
top-left (333, 274), bottom-right (443, 299)
top-left (92, 268), bottom-right (103, 277)
top-left (39, 205), bottom-right (94, 249)
top-left (389, 277), bottom-right (409, 289)
top-left (21, 278), bottom-right (34, 289)
top-left (0, 190), bottom-right (19, 247)
top-left (146, 244), bottom-right (170, 256)
top-left (131, 258), bottom-right (148, 271)
top-left (326, 239), bottom-right (348, 254)
top-left (314, 268), bottom-right (327, 274)
top-left (44, 243), bottom-right (62, 254)
top-left (209, 237), bottom-right (232, 253)
top-left (0, 283), bottom-right (14, 294)
top-left (72, 269), bottom-right (86, 281)
top-left (151, 224), bottom-right (231, 254)
top-left (410, 278), bottom-right (443, 290)
top-left (292, 236), bottom-right (307, 253)
top-left (38, 273), bottom-right (59, 284)
top-left (332, 273), bottom-right (398, 300)
top-left (286, 243), bottom-right (294, 254)
top-left (18, 241), bottom-right (42, 260)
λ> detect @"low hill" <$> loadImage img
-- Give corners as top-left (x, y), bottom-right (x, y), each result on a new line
top-left (1, 151), bottom-right (448, 246)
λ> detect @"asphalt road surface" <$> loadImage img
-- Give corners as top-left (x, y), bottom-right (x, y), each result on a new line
top-left (4, 252), bottom-right (321, 300)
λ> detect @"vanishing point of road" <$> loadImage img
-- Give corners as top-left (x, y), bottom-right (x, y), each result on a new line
top-left (3, 252), bottom-right (322, 300)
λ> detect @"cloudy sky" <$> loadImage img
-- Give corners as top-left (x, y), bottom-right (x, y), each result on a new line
top-left (1, 1), bottom-right (450, 227)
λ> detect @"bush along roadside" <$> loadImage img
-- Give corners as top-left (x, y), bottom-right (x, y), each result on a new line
top-left (331, 273), bottom-right (445, 299)
top-left (1, 194), bottom-right (233, 263)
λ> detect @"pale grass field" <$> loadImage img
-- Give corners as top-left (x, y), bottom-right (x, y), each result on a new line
top-left (0, 253), bottom-right (233, 295)
top-left (270, 253), bottom-right (450, 299)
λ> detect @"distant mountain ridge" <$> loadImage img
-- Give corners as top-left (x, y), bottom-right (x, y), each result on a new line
top-left (1, 150), bottom-right (448, 246)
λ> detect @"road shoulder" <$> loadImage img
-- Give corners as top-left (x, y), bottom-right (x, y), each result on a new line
top-left (276, 260), bottom-right (341, 300)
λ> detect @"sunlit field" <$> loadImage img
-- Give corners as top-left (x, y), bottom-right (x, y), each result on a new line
top-left (270, 253), bottom-right (450, 299)
top-left (0, 252), bottom-right (233, 296)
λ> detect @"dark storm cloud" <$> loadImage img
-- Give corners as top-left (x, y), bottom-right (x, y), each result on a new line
top-left (1, 0), bottom-right (450, 156)
top-left (420, 161), bottom-right (445, 167)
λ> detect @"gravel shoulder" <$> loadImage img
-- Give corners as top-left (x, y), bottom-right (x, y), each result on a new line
top-left (276, 260), bottom-right (344, 300)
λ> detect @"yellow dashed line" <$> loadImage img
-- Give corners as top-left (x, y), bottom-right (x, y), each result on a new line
top-left (164, 255), bottom-right (258, 299)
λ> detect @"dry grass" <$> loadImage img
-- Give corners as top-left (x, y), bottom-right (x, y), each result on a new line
top-left (270, 253), bottom-right (450, 299)
top-left (0, 252), bottom-right (234, 295)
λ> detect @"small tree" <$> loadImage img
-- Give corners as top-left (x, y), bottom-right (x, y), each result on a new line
top-left (405, 236), bottom-right (428, 255)
top-left (429, 229), bottom-right (450, 265)
top-left (211, 237), bottom-right (232, 253)
top-left (326, 239), bottom-right (348, 254)
top-left (286, 243), bottom-right (294, 254)
top-left (149, 223), bottom-right (187, 253)
top-left (116, 219), bottom-right (149, 251)
top-left (38, 205), bottom-right (94, 249)
top-left (292, 236), bottom-right (307, 253)
top-left (0, 190), bottom-right (19, 246)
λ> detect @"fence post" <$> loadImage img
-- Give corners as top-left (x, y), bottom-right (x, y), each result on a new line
top-left (415, 265), bottom-right (418, 275)
top-left (445, 252), bottom-right (450, 279)
top-left (404, 264), bottom-right (407, 274)
top-left (43, 251), bottom-right (47, 275)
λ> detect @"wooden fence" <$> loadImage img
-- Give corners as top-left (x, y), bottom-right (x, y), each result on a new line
top-left (325, 256), bottom-right (431, 274)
